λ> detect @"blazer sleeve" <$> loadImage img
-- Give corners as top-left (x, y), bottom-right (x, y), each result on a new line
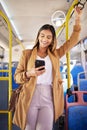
top-left (14, 50), bottom-right (31, 84)
top-left (56, 24), bottom-right (81, 58)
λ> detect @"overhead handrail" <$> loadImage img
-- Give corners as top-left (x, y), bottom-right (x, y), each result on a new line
top-left (16, 38), bottom-right (25, 50)
top-left (56, 0), bottom-right (79, 89)
top-left (65, 0), bottom-right (79, 89)
top-left (56, 0), bottom-right (87, 37)
top-left (74, 0), bottom-right (87, 10)
top-left (56, 0), bottom-right (79, 37)
top-left (70, 0), bottom-right (87, 17)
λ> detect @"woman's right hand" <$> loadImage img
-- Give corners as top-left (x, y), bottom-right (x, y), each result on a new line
top-left (26, 66), bottom-right (45, 78)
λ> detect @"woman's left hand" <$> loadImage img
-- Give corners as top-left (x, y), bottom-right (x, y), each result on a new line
top-left (75, 6), bottom-right (82, 18)
top-left (74, 6), bottom-right (82, 25)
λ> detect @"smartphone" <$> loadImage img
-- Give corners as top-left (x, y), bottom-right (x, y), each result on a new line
top-left (35, 60), bottom-right (45, 71)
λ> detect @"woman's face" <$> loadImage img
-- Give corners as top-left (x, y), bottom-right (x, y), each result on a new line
top-left (38, 29), bottom-right (53, 48)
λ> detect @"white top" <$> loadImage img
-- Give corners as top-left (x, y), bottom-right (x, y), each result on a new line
top-left (36, 55), bottom-right (52, 85)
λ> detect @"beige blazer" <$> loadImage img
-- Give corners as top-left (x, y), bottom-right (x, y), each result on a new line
top-left (13, 24), bottom-right (81, 130)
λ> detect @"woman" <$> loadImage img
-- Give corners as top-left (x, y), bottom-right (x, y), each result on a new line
top-left (13, 6), bottom-right (82, 130)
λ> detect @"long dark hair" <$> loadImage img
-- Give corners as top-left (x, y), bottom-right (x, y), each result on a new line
top-left (33, 24), bottom-right (57, 52)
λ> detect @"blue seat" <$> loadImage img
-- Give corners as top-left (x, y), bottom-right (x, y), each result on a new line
top-left (3, 62), bottom-right (9, 76)
top-left (80, 80), bottom-right (87, 91)
top-left (65, 91), bottom-right (87, 130)
top-left (68, 106), bottom-right (87, 130)
top-left (71, 65), bottom-right (85, 86)
top-left (3, 66), bottom-right (9, 77)
top-left (60, 66), bottom-right (63, 72)
top-left (0, 67), bottom-right (3, 76)
top-left (79, 80), bottom-right (87, 101)
top-left (12, 67), bottom-right (19, 89)
top-left (78, 72), bottom-right (87, 101)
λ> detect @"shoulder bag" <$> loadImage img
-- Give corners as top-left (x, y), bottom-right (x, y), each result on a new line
top-left (8, 85), bottom-right (22, 112)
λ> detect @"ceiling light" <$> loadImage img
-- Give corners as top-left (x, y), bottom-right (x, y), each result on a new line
top-left (51, 10), bottom-right (66, 27)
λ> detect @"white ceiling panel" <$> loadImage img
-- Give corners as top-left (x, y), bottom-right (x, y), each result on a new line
top-left (0, 0), bottom-right (87, 50)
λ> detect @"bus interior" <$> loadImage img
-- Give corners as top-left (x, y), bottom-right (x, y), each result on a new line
top-left (0, 0), bottom-right (87, 130)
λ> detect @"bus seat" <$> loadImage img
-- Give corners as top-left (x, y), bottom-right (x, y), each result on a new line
top-left (79, 80), bottom-right (87, 91)
top-left (60, 61), bottom-right (63, 72)
top-left (71, 65), bottom-right (85, 86)
top-left (0, 81), bottom-right (8, 110)
top-left (0, 62), bottom-right (3, 76)
top-left (3, 62), bottom-right (9, 76)
top-left (78, 72), bottom-right (87, 101)
top-left (79, 81), bottom-right (87, 101)
top-left (78, 72), bottom-right (87, 90)
top-left (3, 66), bottom-right (9, 77)
top-left (65, 91), bottom-right (87, 130)
top-left (12, 67), bottom-right (19, 89)
top-left (60, 66), bottom-right (63, 72)
top-left (0, 67), bottom-right (3, 76)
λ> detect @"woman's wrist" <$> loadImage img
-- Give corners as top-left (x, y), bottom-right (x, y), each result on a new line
top-left (75, 15), bottom-right (80, 20)
top-left (74, 6), bottom-right (82, 25)
top-left (75, 16), bottom-right (81, 25)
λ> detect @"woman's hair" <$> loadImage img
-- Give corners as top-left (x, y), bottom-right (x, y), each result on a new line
top-left (33, 24), bottom-right (57, 52)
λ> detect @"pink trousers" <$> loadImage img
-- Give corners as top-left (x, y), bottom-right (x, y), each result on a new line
top-left (25, 84), bottom-right (54, 130)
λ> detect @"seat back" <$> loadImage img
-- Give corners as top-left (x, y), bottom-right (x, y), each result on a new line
top-left (78, 71), bottom-right (87, 90)
top-left (78, 71), bottom-right (87, 101)
top-left (12, 67), bottom-right (19, 89)
top-left (65, 91), bottom-right (87, 130)
top-left (71, 65), bottom-right (85, 86)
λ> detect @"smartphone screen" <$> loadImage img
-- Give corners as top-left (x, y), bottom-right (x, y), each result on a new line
top-left (35, 60), bottom-right (45, 70)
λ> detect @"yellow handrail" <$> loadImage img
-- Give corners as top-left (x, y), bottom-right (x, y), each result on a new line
top-left (65, 0), bottom-right (78, 88)
top-left (56, 0), bottom-right (78, 89)
top-left (56, 22), bottom-right (65, 37)
top-left (0, 10), bottom-right (12, 130)
top-left (16, 38), bottom-right (25, 49)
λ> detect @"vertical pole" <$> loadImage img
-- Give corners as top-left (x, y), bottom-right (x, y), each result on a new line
top-left (0, 10), bottom-right (12, 130)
